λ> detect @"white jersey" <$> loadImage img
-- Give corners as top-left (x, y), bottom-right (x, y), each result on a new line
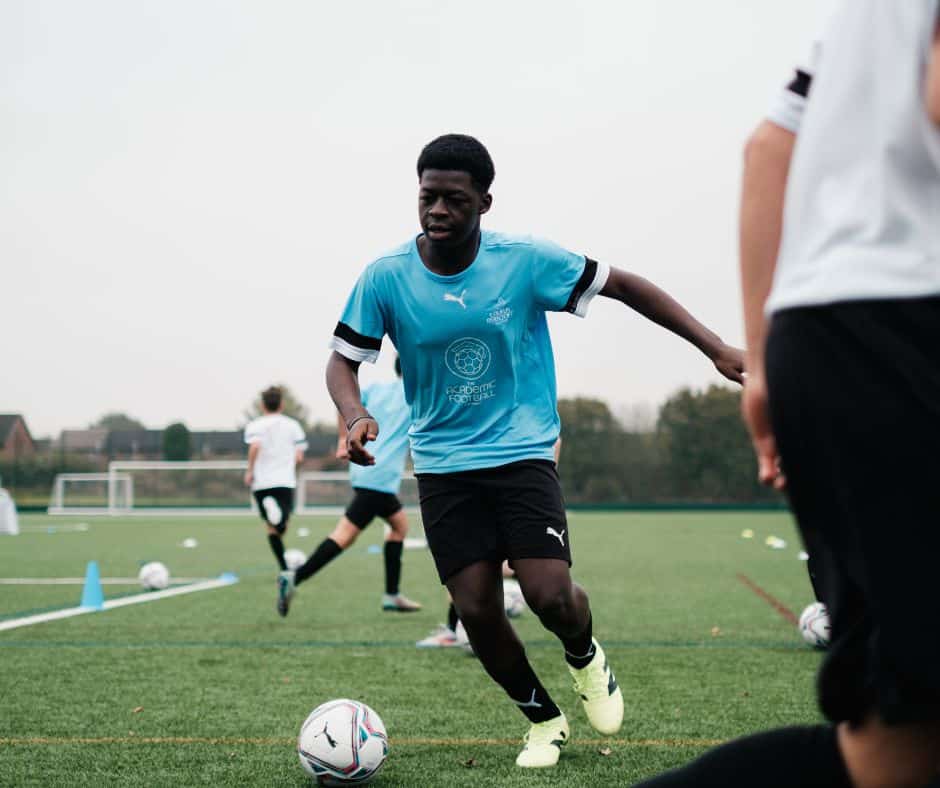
top-left (767, 0), bottom-right (940, 314)
top-left (243, 414), bottom-right (307, 490)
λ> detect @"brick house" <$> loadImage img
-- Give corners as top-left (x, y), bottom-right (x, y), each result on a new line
top-left (0, 415), bottom-right (35, 460)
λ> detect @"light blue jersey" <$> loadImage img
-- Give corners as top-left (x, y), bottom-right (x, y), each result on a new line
top-left (331, 230), bottom-right (609, 474)
top-left (349, 379), bottom-right (410, 494)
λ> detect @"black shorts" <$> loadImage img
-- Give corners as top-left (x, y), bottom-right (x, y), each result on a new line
top-left (767, 296), bottom-right (940, 725)
top-left (345, 488), bottom-right (403, 529)
top-left (417, 459), bottom-right (570, 583)
top-left (253, 487), bottom-right (294, 534)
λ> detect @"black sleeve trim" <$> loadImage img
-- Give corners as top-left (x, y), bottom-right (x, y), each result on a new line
top-left (562, 258), bottom-right (599, 314)
top-left (786, 69), bottom-right (812, 99)
top-left (333, 321), bottom-right (382, 351)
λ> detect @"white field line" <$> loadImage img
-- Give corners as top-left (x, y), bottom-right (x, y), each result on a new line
top-left (0, 577), bottom-right (210, 585)
top-left (0, 576), bottom-right (238, 633)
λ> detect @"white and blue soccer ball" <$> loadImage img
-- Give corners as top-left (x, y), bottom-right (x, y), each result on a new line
top-left (503, 578), bottom-right (526, 618)
top-left (798, 602), bottom-right (831, 648)
top-left (284, 548), bottom-right (306, 571)
top-left (298, 699), bottom-right (388, 786)
top-left (138, 561), bottom-right (170, 591)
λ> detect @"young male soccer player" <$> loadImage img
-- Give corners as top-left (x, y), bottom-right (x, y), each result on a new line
top-left (278, 357), bottom-right (422, 616)
top-left (244, 386), bottom-right (307, 574)
top-left (312, 134), bottom-right (743, 768)
top-left (635, 3), bottom-right (940, 786)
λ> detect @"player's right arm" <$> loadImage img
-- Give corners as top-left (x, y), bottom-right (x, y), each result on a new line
top-left (244, 440), bottom-right (261, 487)
top-left (927, 14), bottom-right (940, 126)
top-left (739, 29), bottom-right (819, 491)
top-left (326, 353), bottom-right (378, 466)
top-left (327, 266), bottom-right (387, 466)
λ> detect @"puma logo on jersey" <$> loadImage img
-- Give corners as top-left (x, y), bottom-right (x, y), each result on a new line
top-left (514, 689), bottom-right (543, 709)
top-left (546, 527), bottom-right (566, 547)
top-left (444, 290), bottom-right (468, 309)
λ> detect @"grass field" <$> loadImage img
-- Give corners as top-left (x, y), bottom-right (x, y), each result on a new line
top-left (0, 511), bottom-right (822, 786)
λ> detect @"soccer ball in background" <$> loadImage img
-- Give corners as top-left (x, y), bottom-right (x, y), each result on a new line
top-left (503, 578), bottom-right (526, 618)
top-left (138, 561), bottom-right (170, 591)
top-left (298, 699), bottom-right (388, 786)
top-left (285, 548), bottom-right (306, 571)
top-left (798, 602), bottom-right (831, 648)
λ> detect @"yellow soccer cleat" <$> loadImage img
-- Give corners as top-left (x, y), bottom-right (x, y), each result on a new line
top-left (515, 714), bottom-right (569, 768)
top-left (568, 638), bottom-right (623, 735)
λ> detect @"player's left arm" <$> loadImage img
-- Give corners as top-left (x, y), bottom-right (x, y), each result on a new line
top-left (598, 270), bottom-right (744, 384)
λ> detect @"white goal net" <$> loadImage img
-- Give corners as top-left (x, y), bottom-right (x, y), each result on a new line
top-left (295, 471), bottom-right (418, 515)
top-left (49, 463), bottom-right (418, 516)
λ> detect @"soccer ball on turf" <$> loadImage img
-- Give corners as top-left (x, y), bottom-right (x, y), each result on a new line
top-left (798, 601), bottom-right (831, 648)
top-left (298, 699), bottom-right (388, 786)
top-left (284, 548), bottom-right (306, 571)
top-left (138, 561), bottom-right (170, 591)
top-left (503, 578), bottom-right (526, 618)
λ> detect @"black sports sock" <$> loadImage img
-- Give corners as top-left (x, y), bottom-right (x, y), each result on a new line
top-left (631, 725), bottom-right (851, 788)
top-left (383, 541), bottom-right (403, 596)
top-left (492, 660), bottom-right (562, 724)
top-left (562, 615), bottom-right (595, 669)
top-left (447, 602), bottom-right (459, 633)
top-left (267, 533), bottom-right (287, 571)
top-left (295, 538), bottom-right (342, 585)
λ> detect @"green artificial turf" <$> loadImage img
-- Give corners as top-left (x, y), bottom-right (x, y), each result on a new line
top-left (0, 511), bottom-right (822, 786)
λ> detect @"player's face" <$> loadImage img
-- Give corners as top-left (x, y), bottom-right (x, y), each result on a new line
top-left (418, 170), bottom-right (491, 247)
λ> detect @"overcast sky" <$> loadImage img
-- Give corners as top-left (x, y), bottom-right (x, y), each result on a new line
top-left (1, 0), bottom-right (818, 438)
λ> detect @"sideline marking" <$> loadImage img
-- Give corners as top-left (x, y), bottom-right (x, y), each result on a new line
top-left (0, 578), bottom-right (210, 586)
top-left (0, 735), bottom-right (723, 748)
top-left (736, 573), bottom-right (798, 625)
top-left (0, 638), bottom-right (803, 651)
top-left (0, 576), bottom-right (238, 633)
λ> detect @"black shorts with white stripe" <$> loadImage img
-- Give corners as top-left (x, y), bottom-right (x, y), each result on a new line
top-left (417, 459), bottom-right (570, 584)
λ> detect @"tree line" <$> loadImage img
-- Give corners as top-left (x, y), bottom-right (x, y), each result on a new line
top-left (3, 385), bottom-right (781, 506)
top-left (557, 386), bottom-right (779, 504)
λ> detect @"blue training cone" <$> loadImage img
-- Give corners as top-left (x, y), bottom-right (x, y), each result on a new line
top-left (80, 560), bottom-right (104, 610)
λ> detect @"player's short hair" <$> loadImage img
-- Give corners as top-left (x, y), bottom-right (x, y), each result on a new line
top-left (394, 356), bottom-right (402, 377)
top-left (417, 134), bottom-right (495, 193)
top-left (261, 386), bottom-right (282, 412)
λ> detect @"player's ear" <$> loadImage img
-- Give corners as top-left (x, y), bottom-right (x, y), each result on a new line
top-left (479, 192), bottom-right (493, 215)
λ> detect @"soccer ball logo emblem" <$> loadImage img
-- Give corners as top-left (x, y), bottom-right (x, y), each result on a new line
top-left (445, 338), bottom-right (491, 380)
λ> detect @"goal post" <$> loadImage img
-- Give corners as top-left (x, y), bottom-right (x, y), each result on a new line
top-left (107, 460), bottom-right (251, 515)
top-left (48, 462), bottom-right (419, 517)
top-left (48, 472), bottom-right (133, 515)
top-left (296, 471), bottom-right (419, 515)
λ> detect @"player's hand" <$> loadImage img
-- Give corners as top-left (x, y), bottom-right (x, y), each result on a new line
top-left (347, 418), bottom-right (379, 466)
top-left (243, 470), bottom-right (253, 487)
top-left (741, 373), bottom-right (786, 490)
top-left (712, 342), bottom-right (746, 385)
top-left (335, 440), bottom-right (349, 460)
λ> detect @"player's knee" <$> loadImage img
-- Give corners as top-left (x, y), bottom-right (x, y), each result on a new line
top-left (525, 584), bottom-right (572, 622)
top-left (455, 595), bottom-right (501, 627)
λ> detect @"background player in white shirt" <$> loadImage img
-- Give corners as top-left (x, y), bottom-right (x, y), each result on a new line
top-left (636, 2), bottom-right (940, 786)
top-left (243, 386), bottom-right (307, 581)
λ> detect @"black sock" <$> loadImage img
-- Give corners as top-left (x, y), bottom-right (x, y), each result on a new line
top-left (267, 533), bottom-right (287, 571)
top-left (383, 540), bottom-right (403, 596)
top-left (562, 615), bottom-right (595, 669)
top-left (447, 602), bottom-right (459, 633)
top-left (631, 725), bottom-right (851, 788)
top-left (295, 538), bottom-right (342, 585)
top-left (491, 659), bottom-right (562, 724)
